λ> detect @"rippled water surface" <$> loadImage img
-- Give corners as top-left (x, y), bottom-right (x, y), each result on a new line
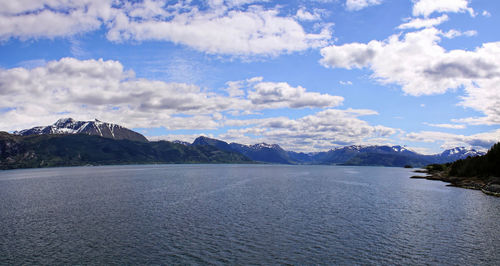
top-left (1, 164), bottom-right (499, 265)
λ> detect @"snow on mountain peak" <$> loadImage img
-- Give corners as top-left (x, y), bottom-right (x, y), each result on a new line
top-left (14, 118), bottom-right (148, 142)
top-left (250, 143), bottom-right (282, 150)
top-left (440, 146), bottom-right (484, 157)
top-left (391, 145), bottom-right (410, 152)
top-left (54, 117), bottom-right (76, 127)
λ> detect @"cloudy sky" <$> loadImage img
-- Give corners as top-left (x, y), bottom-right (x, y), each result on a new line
top-left (0, 0), bottom-right (499, 153)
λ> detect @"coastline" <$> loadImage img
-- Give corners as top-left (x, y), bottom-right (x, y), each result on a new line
top-left (411, 169), bottom-right (500, 197)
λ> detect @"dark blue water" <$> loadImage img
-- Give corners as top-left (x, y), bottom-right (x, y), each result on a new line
top-left (1, 164), bottom-right (499, 265)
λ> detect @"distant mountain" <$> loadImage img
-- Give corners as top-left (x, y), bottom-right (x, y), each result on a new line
top-left (14, 118), bottom-right (148, 142)
top-left (0, 132), bottom-right (251, 170)
top-left (313, 145), bottom-right (484, 167)
top-left (172, 140), bottom-right (190, 146)
top-left (306, 145), bottom-right (425, 167)
top-left (431, 147), bottom-right (485, 163)
top-left (193, 136), bottom-right (234, 152)
top-left (191, 136), bottom-right (294, 164)
top-left (310, 145), bottom-right (372, 164)
top-left (229, 142), bottom-right (294, 164)
top-left (188, 136), bottom-right (485, 167)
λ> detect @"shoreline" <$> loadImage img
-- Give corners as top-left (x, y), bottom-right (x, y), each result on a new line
top-left (411, 169), bottom-right (500, 197)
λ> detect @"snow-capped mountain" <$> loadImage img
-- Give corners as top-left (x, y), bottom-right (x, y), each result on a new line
top-left (14, 118), bottom-right (148, 142)
top-left (172, 140), bottom-right (190, 146)
top-left (436, 147), bottom-right (485, 162)
top-left (248, 143), bottom-right (283, 150)
top-left (191, 136), bottom-right (294, 164)
top-left (230, 142), bottom-right (292, 164)
top-left (189, 135), bottom-right (487, 167)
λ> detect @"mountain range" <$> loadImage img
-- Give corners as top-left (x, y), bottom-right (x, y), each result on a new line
top-left (0, 118), bottom-right (486, 169)
top-left (190, 136), bottom-right (484, 167)
top-left (15, 118), bottom-right (148, 142)
top-left (0, 133), bottom-right (251, 170)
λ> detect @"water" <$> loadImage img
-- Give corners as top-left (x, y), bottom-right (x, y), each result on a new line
top-left (1, 164), bottom-right (499, 265)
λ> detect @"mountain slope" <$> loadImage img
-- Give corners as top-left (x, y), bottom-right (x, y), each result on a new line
top-left (191, 136), bottom-right (295, 164)
top-left (0, 133), bottom-right (251, 170)
top-left (14, 118), bottom-right (148, 142)
top-left (311, 145), bottom-right (483, 167)
top-left (229, 142), bottom-right (294, 164)
top-left (192, 136), bottom-right (234, 152)
top-left (429, 147), bottom-right (486, 164)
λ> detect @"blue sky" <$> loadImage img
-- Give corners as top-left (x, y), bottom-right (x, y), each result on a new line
top-left (0, 0), bottom-right (499, 153)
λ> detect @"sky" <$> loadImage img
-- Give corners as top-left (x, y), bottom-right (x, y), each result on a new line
top-left (0, 0), bottom-right (499, 154)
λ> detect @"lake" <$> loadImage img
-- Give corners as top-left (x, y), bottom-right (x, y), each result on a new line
top-left (1, 164), bottom-right (499, 265)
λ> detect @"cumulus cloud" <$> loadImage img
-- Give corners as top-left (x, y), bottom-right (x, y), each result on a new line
top-left (320, 42), bottom-right (377, 69)
top-left (0, 0), bottom-right (331, 56)
top-left (412, 0), bottom-right (474, 17)
top-left (441, 29), bottom-right (477, 38)
top-left (109, 4), bottom-right (332, 56)
top-left (0, 0), bottom-right (112, 40)
top-left (0, 57), bottom-right (343, 131)
top-left (397, 15), bottom-right (449, 30)
top-left (248, 81), bottom-right (343, 109)
top-left (320, 27), bottom-right (500, 125)
top-left (423, 122), bottom-right (466, 129)
top-left (295, 7), bottom-right (322, 21)
top-left (482, 10), bottom-right (491, 17)
top-left (405, 129), bottom-right (500, 151)
top-left (220, 108), bottom-right (395, 151)
top-left (345, 0), bottom-right (382, 11)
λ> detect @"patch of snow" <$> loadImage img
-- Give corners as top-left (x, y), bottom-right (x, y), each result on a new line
top-left (250, 143), bottom-right (281, 150)
top-left (76, 122), bottom-right (89, 133)
top-left (55, 128), bottom-right (78, 134)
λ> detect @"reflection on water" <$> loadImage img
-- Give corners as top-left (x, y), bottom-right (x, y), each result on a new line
top-left (1, 164), bottom-right (499, 265)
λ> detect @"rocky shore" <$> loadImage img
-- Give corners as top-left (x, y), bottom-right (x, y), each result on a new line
top-left (411, 169), bottom-right (500, 197)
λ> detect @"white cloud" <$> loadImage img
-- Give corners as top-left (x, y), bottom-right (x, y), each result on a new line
top-left (108, 4), bottom-right (332, 56)
top-left (405, 129), bottom-right (500, 151)
top-left (320, 27), bottom-right (500, 125)
top-left (397, 14), bottom-right (449, 30)
top-left (423, 122), bottom-right (466, 129)
top-left (320, 42), bottom-right (377, 69)
top-left (248, 81), bottom-right (344, 108)
top-left (0, 57), bottom-right (344, 131)
top-left (412, 0), bottom-right (474, 17)
top-left (0, 1), bottom-right (332, 56)
top-left (220, 108), bottom-right (395, 151)
top-left (339, 80), bottom-right (352, 85)
top-left (442, 29), bottom-right (477, 39)
top-left (0, 0), bottom-right (112, 40)
top-left (295, 7), bottom-right (322, 21)
top-left (345, 0), bottom-right (382, 11)
top-left (482, 10), bottom-right (491, 17)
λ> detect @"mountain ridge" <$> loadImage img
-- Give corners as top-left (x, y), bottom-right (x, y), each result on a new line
top-left (189, 136), bottom-right (485, 167)
top-left (14, 118), bottom-right (148, 142)
top-left (0, 133), bottom-right (251, 170)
